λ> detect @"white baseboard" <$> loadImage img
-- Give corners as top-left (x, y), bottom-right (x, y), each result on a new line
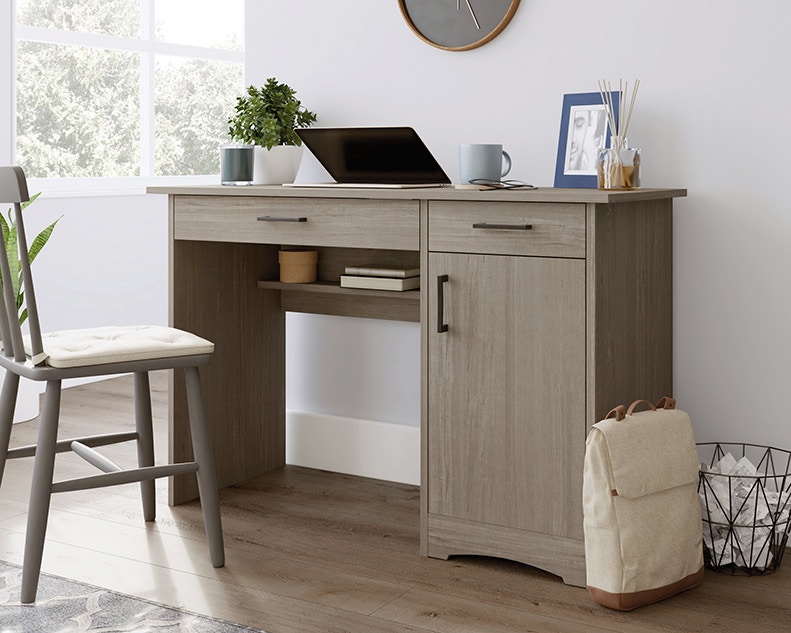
top-left (285, 410), bottom-right (420, 486)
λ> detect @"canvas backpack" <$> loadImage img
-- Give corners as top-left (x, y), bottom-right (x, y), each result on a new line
top-left (583, 397), bottom-right (704, 610)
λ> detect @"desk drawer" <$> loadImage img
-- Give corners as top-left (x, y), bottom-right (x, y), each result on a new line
top-left (173, 196), bottom-right (420, 250)
top-left (428, 201), bottom-right (585, 258)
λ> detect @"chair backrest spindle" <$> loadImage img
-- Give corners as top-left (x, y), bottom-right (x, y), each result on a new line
top-left (0, 223), bottom-right (19, 359)
top-left (0, 205), bottom-right (26, 361)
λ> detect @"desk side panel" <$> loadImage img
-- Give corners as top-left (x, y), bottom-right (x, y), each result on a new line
top-left (586, 199), bottom-right (674, 428)
top-left (170, 237), bottom-right (285, 504)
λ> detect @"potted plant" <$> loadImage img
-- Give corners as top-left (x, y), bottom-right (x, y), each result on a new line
top-left (227, 78), bottom-right (317, 185)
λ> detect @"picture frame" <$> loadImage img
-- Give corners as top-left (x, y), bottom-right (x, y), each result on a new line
top-left (554, 91), bottom-right (619, 189)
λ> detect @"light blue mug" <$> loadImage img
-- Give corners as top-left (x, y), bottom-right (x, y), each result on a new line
top-left (459, 143), bottom-right (512, 184)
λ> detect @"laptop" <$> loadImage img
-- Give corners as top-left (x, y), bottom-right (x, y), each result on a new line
top-left (287, 126), bottom-right (451, 188)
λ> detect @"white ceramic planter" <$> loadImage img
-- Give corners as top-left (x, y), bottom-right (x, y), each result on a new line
top-left (253, 145), bottom-right (304, 185)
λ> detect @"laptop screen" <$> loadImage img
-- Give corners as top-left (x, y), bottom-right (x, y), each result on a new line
top-left (295, 127), bottom-right (450, 185)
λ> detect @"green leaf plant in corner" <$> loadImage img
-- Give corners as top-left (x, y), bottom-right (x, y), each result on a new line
top-left (227, 78), bottom-right (318, 150)
top-left (1, 192), bottom-right (60, 325)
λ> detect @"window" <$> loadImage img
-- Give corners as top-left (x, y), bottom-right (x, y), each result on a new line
top-left (14, 0), bottom-right (244, 183)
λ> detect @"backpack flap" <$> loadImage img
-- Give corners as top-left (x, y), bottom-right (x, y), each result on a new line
top-left (593, 407), bottom-right (699, 499)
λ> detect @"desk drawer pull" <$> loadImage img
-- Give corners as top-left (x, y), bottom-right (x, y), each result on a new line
top-left (437, 274), bottom-right (449, 334)
top-left (257, 216), bottom-right (308, 223)
top-left (472, 222), bottom-right (533, 231)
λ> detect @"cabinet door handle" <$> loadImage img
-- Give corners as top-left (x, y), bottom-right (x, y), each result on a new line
top-left (257, 216), bottom-right (308, 223)
top-left (437, 274), bottom-right (449, 334)
top-left (472, 222), bottom-right (532, 230)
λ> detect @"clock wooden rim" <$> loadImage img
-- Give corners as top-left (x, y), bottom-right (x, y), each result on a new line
top-left (398, 0), bottom-right (520, 52)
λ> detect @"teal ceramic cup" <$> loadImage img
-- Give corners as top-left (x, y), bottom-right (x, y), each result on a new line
top-left (220, 144), bottom-right (254, 186)
top-left (459, 144), bottom-right (512, 184)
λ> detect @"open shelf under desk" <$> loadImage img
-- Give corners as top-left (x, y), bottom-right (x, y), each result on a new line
top-left (257, 279), bottom-right (420, 322)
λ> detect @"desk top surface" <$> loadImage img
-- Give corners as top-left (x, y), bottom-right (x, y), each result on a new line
top-left (148, 185), bottom-right (686, 205)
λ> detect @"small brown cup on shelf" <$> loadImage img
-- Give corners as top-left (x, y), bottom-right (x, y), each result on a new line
top-left (278, 248), bottom-right (318, 283)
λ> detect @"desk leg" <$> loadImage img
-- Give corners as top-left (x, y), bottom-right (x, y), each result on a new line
top-left (170, 240), bottom-right (284, 505)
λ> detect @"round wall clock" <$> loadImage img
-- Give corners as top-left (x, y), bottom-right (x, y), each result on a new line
top-left (399, 0), bottom-right (520, 52)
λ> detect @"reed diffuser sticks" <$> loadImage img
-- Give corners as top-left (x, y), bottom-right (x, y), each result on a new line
top-left (597, 78), bottom-right (640, 149)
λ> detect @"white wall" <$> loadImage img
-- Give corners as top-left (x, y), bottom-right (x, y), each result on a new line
top-left (286, 313), bottom-right (419, 426)
top-left (250, 1), bottom-right (791, 451)
top-left (31, 193), bottom-right (168, 332)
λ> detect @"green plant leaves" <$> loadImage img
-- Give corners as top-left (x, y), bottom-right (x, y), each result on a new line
top-left (227, 78), bottom-right (317, 150)
top-left (1, 193), bottom-right (60, 325)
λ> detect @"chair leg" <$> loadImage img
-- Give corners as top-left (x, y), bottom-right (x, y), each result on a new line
top-left (134, 371), bottom-right (156, 521)
top-left (20, 379), bottom-right (61, 604)
top-left (184, 366), bottom-right (224, 568)
top-left (0, 370), bottom-right (20, 488)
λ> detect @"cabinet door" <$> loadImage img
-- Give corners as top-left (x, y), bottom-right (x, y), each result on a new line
top-left (428, 252), bottom-right (586, 539)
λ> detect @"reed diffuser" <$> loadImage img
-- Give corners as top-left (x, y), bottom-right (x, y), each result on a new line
top-left (596, 79), bottom-right (641, 189)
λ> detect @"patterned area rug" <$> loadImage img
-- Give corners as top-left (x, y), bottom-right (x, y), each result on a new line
top-left (0, 561), bottom-right (265, 632)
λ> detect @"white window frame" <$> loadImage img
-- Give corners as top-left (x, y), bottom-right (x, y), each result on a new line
top-left (1, 1), bottom-right (14, 168)
top-left (7, 0), bottom-right (244, 197)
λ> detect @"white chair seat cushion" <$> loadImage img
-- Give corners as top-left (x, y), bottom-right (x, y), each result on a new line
top-left (25, 325), bottom-right (214, 369)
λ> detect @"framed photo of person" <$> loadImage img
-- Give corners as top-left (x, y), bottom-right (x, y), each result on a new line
top-left (554, 92), bottom-right (619, 188)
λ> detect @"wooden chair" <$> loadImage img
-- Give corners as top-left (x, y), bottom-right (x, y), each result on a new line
top-left (0, 165), bottom-right (224, 603)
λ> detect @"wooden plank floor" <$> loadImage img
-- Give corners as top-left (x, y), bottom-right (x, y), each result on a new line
top-left (1, 373), bottom-right (790, 632)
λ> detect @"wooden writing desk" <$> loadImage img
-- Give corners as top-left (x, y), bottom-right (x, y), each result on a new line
top-left (148, 184), bottom-right (686, 586)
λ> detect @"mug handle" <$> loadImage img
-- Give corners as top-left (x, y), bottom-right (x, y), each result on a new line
top-left (501, 151), bottom-right (512, 178)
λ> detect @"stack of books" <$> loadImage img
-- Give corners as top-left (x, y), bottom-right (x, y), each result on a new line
top-left (340, 264), bottom-right (420, 291)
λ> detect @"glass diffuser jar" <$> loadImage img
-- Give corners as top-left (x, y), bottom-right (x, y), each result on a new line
top-left (597, 136), bottom-right (641, 190)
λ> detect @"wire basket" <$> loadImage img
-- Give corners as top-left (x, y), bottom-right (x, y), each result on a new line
top-left (697, 442), bottom-right (791, 575)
